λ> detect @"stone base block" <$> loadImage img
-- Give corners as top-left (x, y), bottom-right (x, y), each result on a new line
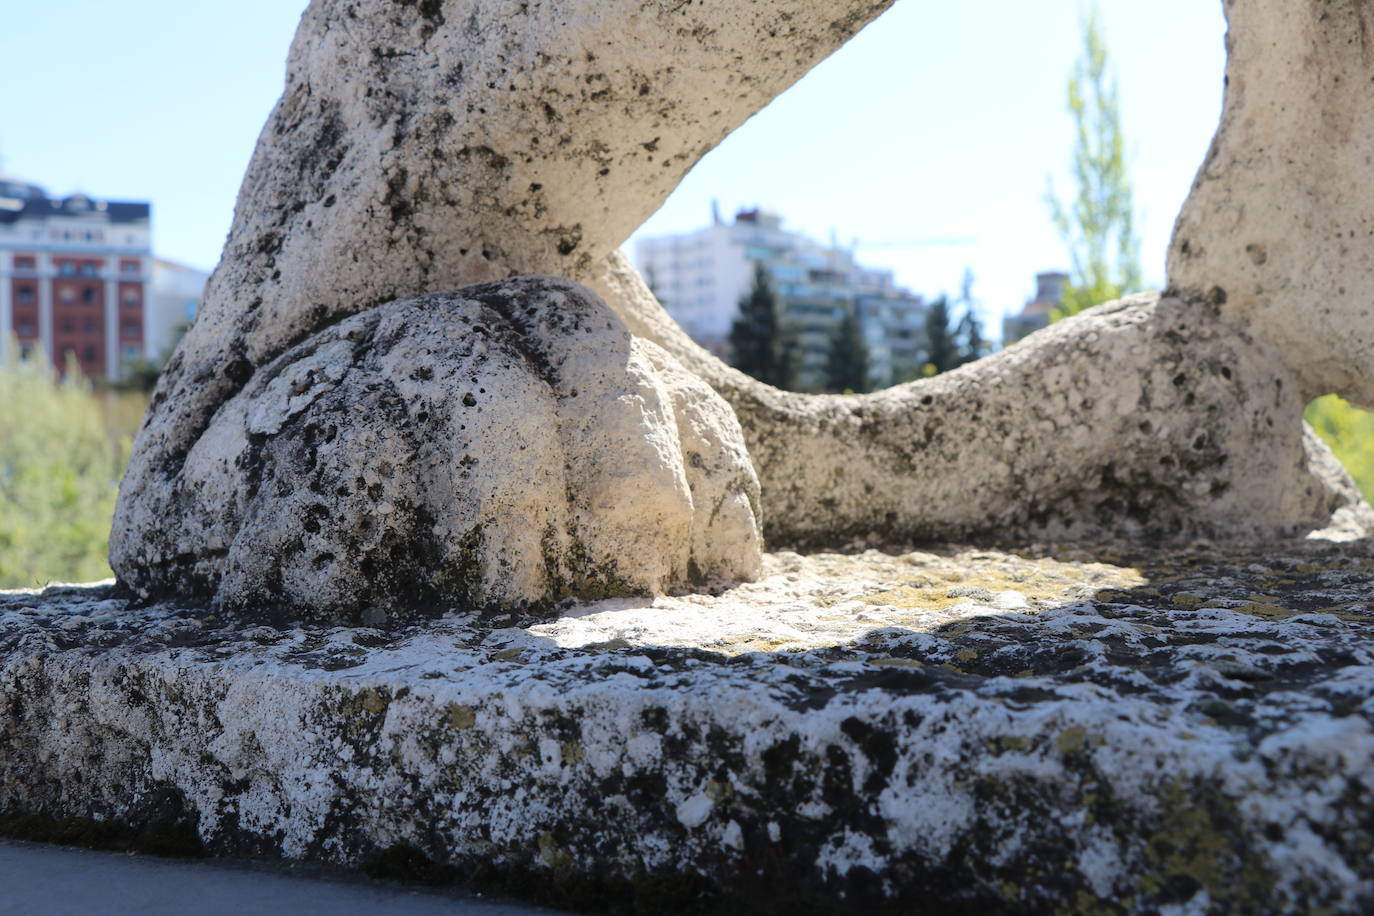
top-left (2, 542), bottom-right (1372, 913)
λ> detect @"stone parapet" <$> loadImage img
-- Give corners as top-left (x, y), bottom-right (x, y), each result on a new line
top-left (2, 543), bottom-right (1371, 913)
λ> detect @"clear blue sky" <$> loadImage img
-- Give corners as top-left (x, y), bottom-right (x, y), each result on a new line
top-left (2, 1), bottom-right (1226, 335)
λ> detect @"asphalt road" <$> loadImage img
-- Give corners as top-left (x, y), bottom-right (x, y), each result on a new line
top-left (0, 840), bottom-right (568, 916)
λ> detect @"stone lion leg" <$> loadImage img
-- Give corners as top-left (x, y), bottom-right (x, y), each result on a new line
top-left (113, 0), bottom-right (894, 616)
top-left (1169, 0), bottom-right (1374, 409)
top-left (112, 0), bottom-right (895, 615)
top-left (590, 0), bottom-right (1374, 543)
top-left (595, 257), bottom-right (1372, 544)
top-left (113, 277), bottom-right (760, 623)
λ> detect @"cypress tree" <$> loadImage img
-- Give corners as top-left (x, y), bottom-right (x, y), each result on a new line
top-left (955, 310), bottom-right (988, 367)
top-left (728, 262), bottom-right (795, 389)
top-left (924, 296), bottom-right (958, 375)
top-left (825, 308), bottom-right (871, 393)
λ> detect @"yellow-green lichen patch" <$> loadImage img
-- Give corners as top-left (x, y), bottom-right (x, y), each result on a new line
top-left (445, 703), bottom-right (476, 730)
top-left (867, 657), bottom-right (924, 669)
top-left (584, 638), bottom-right (633, 651)
top-left (861, 551), bottom-right (1146, 614)
top-left (560, 741), bottom-right (584, 765)
top-left (1133, 780), bottom-right (1273, 911)
top-left (356, 687), bottom-right (390, 716)
top-left (1055, 726), bottom-right (1105, 756)
top-left (537, 832), bottom-right (572, 870)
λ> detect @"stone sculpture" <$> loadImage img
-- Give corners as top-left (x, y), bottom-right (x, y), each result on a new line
top-left (112, 0), bottom-right (1373, 620)
top-left (115, 278), bottom-right (761, 624)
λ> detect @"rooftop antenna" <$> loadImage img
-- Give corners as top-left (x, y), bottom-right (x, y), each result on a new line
top-left (711, 198), bottom-right (721, 226)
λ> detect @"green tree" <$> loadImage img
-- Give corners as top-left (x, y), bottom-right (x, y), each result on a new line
top-left (825, 307), bottom-right (871, 393)
top-left (955, 309), bottom-right (989, 364)
top-left (0, 349), bottom-right (127, 587)
top-left (954, 268), bottom-right (990, 363)
top-left (1306, 395), bottom-right (1374, 503)
top-left (729, 261), bottom-right (797, 390)
top-left (923, 296), bottom-right (959, 376)
top-left (921, 292), bottom-right (987, 377)
top-left (1047, 6), bottom-right (1141, 320)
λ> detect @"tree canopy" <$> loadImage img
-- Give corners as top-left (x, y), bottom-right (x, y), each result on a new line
top-left (728, 261), bottom-right (798, 390)
top-left (1047, 6), bottom-right (1142, 319)
top-left (825, 308), bottom-right (871, 394)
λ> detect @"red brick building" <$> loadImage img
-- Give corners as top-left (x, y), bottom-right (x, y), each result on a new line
top-left (0, 176), bottom-right (153, 380)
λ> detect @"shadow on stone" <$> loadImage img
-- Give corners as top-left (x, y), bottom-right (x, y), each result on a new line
top-left (3, 538), bottom-right (1371, 913)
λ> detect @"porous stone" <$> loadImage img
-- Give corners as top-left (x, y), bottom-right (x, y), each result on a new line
top-left (119, 0), bottom-right (896, 560)
top-left (1169, 0), bottom-right (1374, 409)
top-left (4, 542), bottom-right (1373, 913)
top-left (600, 279), bottom-right (1374, 545)
top-left (112, 276), bottom-right (761, 623)
top-left (116, 0), bottom-right (1374, 560)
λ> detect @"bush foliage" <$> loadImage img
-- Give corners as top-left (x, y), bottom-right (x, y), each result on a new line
top-left (0, 353), bottom-right (130, 588)
top-left (1306, 394), bottom-right (1374, 504)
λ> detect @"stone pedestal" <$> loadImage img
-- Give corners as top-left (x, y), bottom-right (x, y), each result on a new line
top-left (3, 542), bottom-right (1371, 913)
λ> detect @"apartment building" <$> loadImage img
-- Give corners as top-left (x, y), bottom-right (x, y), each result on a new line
top-left (1002, 271), bottom-right (1068, 346)
top-left (0, 175), bottom-right (154, 379)
top-left (635, 208), bottom-right (926, 389)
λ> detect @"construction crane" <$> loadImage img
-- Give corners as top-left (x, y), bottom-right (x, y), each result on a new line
top-left (846, 236), bottom-right (976, 251)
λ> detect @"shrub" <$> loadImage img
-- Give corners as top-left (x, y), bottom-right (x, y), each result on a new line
top-left (1306, 394), bottom-right (1374, 504)
top-left (0, 351), bottom-right (128, 587)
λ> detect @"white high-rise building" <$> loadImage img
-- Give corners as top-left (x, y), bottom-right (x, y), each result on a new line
top-left (634, 208), bottom-right (926, 389)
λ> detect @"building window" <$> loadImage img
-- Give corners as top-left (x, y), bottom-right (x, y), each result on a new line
top-left (14, 257), bottom-right (35, 271)
top-left (79, 263), bottom-right (99, 277)
top-left (83, 345), bottom-right (96, 364)
top-left (122, 288), bottom-right (140, 305)
top-left (84, 319), bottom-right (97, 334)
top-left (57, 261), bottom-right (76, 276)
top-left (122, 321), bottom-right (140, 339)
top-left (16, 286), bottom-right (34, 304)
top-left (16, 322), bottom-right (36, 337)
top-left (120, 260), bottom-right (139, 274)
top-left (59, 287), bottom-right (76, 304)
top-left (62, 318), bottom-right (74, 333)
top-left (123, 346), bottom-right (141, 362)
top-left (18, 343), bottom-right (33, 359)
top-left (82, 287), bottom-right (97, 305)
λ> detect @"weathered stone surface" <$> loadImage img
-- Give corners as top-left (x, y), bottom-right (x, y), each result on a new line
top-left (112, 276), bottom-right (761, 623)
top-left (592, 0), bottom-right (1374, 541)
top-left (598, 272), bottom-right (1374, 545)
top-left (121, 0), bottom-right (895, 550)
top-left (116, 0), bottom-right (1374, 560)
top-left (1170, 0), bottom-right (1374, 409)
top-left (5, 543), bottom-right (1373, 913)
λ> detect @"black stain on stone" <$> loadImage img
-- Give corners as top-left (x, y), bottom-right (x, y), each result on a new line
top-left (0, 787), bottom-right (203, 859)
